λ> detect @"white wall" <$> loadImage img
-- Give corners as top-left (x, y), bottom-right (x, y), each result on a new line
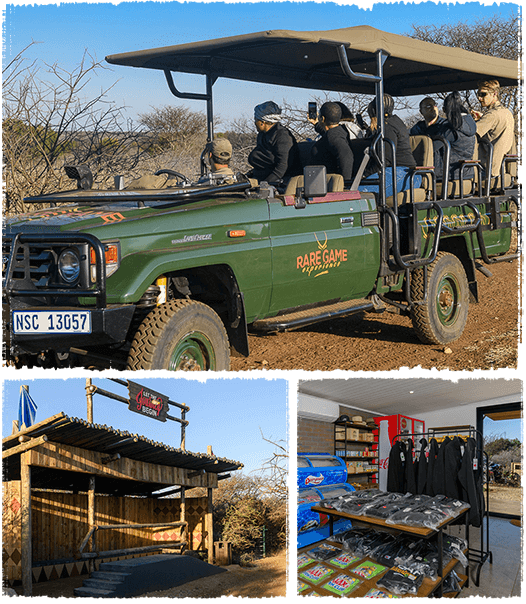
top-left (299, 391), bottom-right (520, 430)
top-left (414, 393), bottom-right (520, 431)
top-left (298, 393), bottom-right (385, 422)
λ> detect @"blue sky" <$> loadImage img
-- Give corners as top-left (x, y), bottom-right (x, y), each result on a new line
top-left (2, 376), bottom-right (289, 476)
top-left (3, 1), bottom-right (520, 126)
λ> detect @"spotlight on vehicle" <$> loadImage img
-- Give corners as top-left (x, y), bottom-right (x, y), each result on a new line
top-left (64, 165), bottom-right (93, 190)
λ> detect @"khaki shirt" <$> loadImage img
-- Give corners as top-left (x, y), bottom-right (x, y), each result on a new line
top-left (476, 102), bottom-right (515, 177)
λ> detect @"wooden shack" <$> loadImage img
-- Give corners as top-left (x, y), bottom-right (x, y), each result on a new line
top-left (2, 412), bottom-right (243, 595)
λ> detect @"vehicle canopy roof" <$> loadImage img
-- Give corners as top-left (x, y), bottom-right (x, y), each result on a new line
top-left (106, 25), bottom-right (519, 96)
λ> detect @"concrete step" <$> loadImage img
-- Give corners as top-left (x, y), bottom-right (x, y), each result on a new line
top-left (73, 586), bottom-right (115, 598)
top-left (75, 554), bottom-right (226, 597)
top-left (90, 570), bottom-right (131, 582)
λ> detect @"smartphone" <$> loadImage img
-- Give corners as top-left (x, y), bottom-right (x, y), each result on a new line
top-left (308, 102), bottom-right (317, 120)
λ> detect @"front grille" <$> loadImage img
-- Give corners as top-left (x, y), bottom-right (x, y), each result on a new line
top-left (3, 240), bottom-right (56, 289)
top-left (3, 232), bottom-right (107, 308)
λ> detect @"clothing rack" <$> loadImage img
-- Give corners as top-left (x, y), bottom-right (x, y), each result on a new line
top-left (391, 425), bottom-right (492, 587)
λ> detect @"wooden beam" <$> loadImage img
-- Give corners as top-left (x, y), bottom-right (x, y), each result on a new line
top-left (2, 412), bottom-right (66, 447)
top-left (21, 452), bottom-right (32, 596)
top-left (80, 542), bottom-right (186, 559)
top-left (28, 441), bottom-right (218, 488)
top-left (2, 435), bottom-right (48, 459)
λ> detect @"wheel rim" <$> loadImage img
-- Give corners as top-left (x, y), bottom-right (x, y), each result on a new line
top-left (436, 272), bottom-right (461, 326)
top-left (169, 332), bottom-right (216, 371)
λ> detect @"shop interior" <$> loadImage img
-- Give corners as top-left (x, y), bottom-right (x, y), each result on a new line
top-left (297, 377), bottom-right (522, 598)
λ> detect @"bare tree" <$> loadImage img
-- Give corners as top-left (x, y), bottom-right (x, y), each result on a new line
top-left (408, 13), bottom-right (520, 127)
top-left (3, 44), bottom-right (150, 215)
top-left (256, 429), bottom-right (288, 501)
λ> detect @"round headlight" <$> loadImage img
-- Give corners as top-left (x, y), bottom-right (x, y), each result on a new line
top-left (58, 249), bottom-right (80, 283)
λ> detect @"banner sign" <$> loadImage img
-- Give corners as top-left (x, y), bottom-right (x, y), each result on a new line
top-left (127, 381), bottom-right (169, 422)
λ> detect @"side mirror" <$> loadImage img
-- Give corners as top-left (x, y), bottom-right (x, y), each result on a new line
top-left (303, 165), bottom-right (327, 198)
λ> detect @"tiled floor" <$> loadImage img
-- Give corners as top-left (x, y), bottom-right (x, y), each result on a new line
top-left (447, 516), bottom-right (522, 597)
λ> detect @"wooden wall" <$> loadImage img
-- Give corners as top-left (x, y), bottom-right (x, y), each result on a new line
top-left (3, 481), bottom-right (209, 584)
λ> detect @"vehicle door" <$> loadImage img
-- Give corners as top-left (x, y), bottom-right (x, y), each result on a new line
top-left (267, 193), bottom-right (380, 314)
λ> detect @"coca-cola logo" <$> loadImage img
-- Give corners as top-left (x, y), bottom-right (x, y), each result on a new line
top-left (378, 458), bottom-right (389, 470)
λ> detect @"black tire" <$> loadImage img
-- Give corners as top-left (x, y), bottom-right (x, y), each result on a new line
top-left (410, 252), bottom-right (469, 345)
top-left (127, 299), bottom-right (230, 371)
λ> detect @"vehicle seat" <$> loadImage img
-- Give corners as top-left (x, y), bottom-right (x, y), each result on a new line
top-left (383, 135), bottom-right (432, 206)
top-left (284, 173), bottom-right (344, 196)
top-left (475, 137), bottom-right (518, 190)
top-left (411, 134), bottom-right (482, 199)
top-left (125, 173), bottom-right (170, 190)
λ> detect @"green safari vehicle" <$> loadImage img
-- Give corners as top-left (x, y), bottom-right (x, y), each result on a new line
top-left (3, 26), bottom-right (520, 370)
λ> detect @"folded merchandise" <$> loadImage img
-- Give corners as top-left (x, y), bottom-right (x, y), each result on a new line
top-left (351, 560), bottom-right (387, 580)
top-left (299, 563), bottom-right (336, 585)
top-left (306, 542), bottom-right (342, 561)
top-left (327, 526), bottom-right (371, 545)
top-left (364, 588), bottom-right (401, 598)
top-left (376, 566), bottom-right (424, 595)
top-left (442, 569), bottom-right (462, 594)
top-left (328, 551), bottom-right (362, 569)
top-left (320, 573), bottom-right (362, 596)
top-left (298, 553), bottom-right (314, 570)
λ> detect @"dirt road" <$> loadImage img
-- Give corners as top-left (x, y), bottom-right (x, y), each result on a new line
top-left (10, 255), bottom-right (516, 373)
top-left (231, 259), bottom-right (519, 372)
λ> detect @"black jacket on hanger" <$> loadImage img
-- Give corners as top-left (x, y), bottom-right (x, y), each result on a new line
top-left (416, 438), bottom-right (428, 494)
top-left (425, 438), bottom-right (439, 496)
top-left (405, 439), bottom-right (417, 495)
top-left (387, 440), bottom-right (407, 493)
top-left (444, 437), bottom-right (463, 500)
top-left (459, 437), bottom-right (483, 527)
top-left (432, 436), bottom-right (452, 496)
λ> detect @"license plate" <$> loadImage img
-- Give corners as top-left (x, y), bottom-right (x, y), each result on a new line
top-left (12, 311), bottom-right (92, 334)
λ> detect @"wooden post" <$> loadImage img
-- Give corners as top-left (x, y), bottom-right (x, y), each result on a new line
top-left (20, 451), bottom-right (32, 596)
top-left (85, 378), bottom-right (94, 423)
top-left (181, 409), bottom-right (186, 450)
top-left (88, 476), bottom-right (96, 573)
top-left (207, 487), bottom-right (214, 563)
top-left (180, 486), bottom-right (187, 551)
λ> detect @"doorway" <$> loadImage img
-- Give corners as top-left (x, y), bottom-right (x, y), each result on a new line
top-left (477, 401), bottom-right (522, 519)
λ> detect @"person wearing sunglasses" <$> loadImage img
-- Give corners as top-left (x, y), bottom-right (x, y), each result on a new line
top-left (471, 80), bottom-right (515, 178)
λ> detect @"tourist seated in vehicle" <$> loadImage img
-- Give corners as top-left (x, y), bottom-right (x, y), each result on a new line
top-left (358, 94), bottom-right (420, 198)
top-left (308, 101), bottom-right (355, 181)
top-left (247, 101), bottom-right (302, 184)
top-left (336, 101), bottom-right (364, 140)
top-left (198, 138), bottom-right (236, 184)
top-left (432, 91), bottom-right (477, 182)
top-left (410, 97), bottom-right (446, 136)
top-left (471, 79), bottom-right (515, 178)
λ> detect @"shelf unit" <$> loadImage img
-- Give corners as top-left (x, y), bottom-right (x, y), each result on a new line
top-left (301, 505), bottom-right (470, 598)
top-left (334, 419), bottom-right (378, 485)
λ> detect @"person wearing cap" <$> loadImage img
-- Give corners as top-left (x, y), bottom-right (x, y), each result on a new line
top-left (247, 101), bottom-right (301, 183)
top-left (471, 80), bottom-right (515, 177)
top-left (207, 138), bottom-right (234, 177)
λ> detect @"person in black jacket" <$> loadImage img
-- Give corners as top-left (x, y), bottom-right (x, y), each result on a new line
top-left (433, 91), bottom-right (477, 181)
top-left (359, 94), bottom-right (419, 199)
top-left (309, 102), bottom-right (354, 181)
top-left (247, 101), bottom-right (301, 184)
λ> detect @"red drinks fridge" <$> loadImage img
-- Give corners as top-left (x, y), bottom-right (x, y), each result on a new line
top-left (373, 415), bottom-right (425, 491)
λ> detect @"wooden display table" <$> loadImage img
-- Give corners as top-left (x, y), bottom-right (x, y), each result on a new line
top-left (297, 505), bottom-right (469, 598)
